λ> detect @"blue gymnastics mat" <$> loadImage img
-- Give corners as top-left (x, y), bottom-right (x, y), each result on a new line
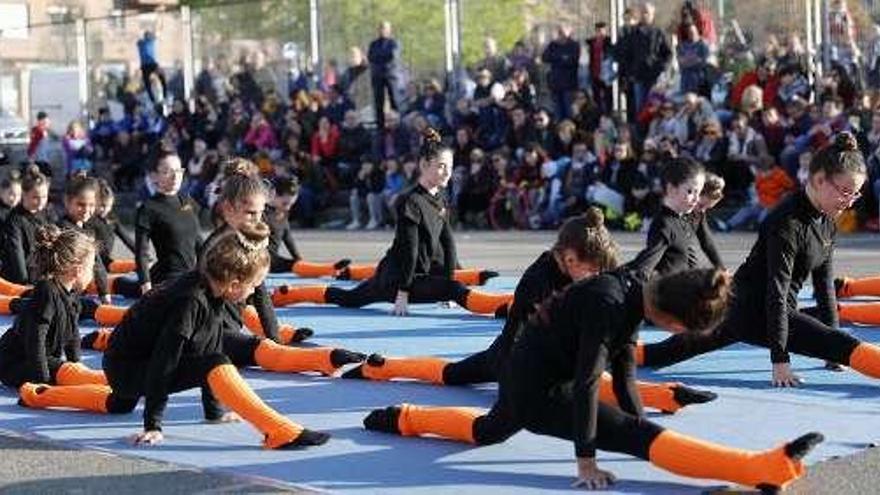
top-left (1, 274), bottom-right (878, 494)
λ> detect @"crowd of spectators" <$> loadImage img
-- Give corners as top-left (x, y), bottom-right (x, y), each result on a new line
top-left (24, 0), bottom-right (880, 232)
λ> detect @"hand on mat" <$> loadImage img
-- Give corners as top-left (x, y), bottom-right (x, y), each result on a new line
top-left (132, 430), bottom-right (163, 446)
top-left (437, 301), bottom-right (454, 309)
top-left (572, 457), bottom-right (616, 490)
top-left (206, 412), bottom-right (242, 424)
top-left (101, 294), bottom-right (113, 305)
top-left (141, 282), bottom-right (152, 295)
top-left (772, 362), bottom-right (803, 387)
top-left (392, 291), bottom-right (409, 316)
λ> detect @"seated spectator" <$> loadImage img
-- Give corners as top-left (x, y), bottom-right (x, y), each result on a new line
top-left (548, 119), bottom-right (576, 159)
top-left (310, 115), bottom-right (341, 190)
top-left (691, 119), bottom-right (727, 177)
top-left (62, 120), bottom-right (94, 177)
top-left (323, 84), bottom-right (355, 125)
top-left (731, 57), bottom-right (779, 110)
top-left (723, 155), bottom-right (796, 231)
top-left (382, 158), bottom-right (407, 224)
top-left (725, 112), bottom-right (770, 202)
top-left (347, 161), bottom-right (385, 230)
top-left (414, 78), bottom-right (447, 129)
top-left (337, 110), bottom-right (371, 186)
top-left (505, 106), bottom-right (536, 153)
top-left (111, 130), bottom-right (145, 192)
top-left (647, 101), bottom-right (683, 142)
top-left (458, 148), bottom-right (498, 229)
top-left (90, 107), bottom-right (117, 160)
top-left (452, 126), bottom-right (476, 169)
top-left (775, 64), bottom-right (811, 109)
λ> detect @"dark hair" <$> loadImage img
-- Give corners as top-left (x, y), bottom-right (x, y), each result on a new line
top-left (148, 149), bottom-right (180, 173)
top-left (419, 127), bottom-right (450, 163)
top-left (0, 169), bottom-right (22, 191)
top-left (701, 172), bottom-right (725, 200)
top-left (552, 207), bottom-right (619, 271)
top-left (273, 176), bottom-right (300, 198)
top-left (64, 175), bottom-right (99, 200)
top-left (36, 111), bottom-right (48, 120)
top-left (31, 224), bottom-right (96, 279)
top-left (809, 132), bottom-right (867, 179)
top-left (661, 156), bottom-right (705, 189)
top-left (21, 165), bottom-right (49, 192)
top-left (649, 268), bottom-right (731, 332)
top-left (201, 221), bottom-right (271, 284)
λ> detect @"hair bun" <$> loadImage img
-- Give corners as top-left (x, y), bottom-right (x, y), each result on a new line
top-left (582, 206), bottom-right (605, 228)
top-left (34, 224), bottom-right (62, 250)
top-left (834, 131), bottom-right (858, 153)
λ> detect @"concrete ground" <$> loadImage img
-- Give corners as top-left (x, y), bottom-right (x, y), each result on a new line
top-left (0, 230), bottom-right (878, 494)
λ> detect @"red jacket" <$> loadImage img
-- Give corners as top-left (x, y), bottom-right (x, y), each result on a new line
top-left (730, 71), bottom-right (779, 110)
top-left (310, 125), bottom-right (340, 161)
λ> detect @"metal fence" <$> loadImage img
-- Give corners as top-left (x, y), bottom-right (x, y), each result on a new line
top-left (2, 0), bottom-right (879, 125)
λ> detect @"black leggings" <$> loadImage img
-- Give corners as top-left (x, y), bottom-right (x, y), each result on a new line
top-left (0, 355), bottom-right (66, 388)
top-left (270, 255), bottom-right (295, 274)
top-left (102, 352), bottom-right (228, 416)
top-left (643, 308), bottom-right (861, 369)
top-left (471, 364), bottom-right (664, 459)
top-left (112, 277), bottom-right (143, 299)
top-left (326, 274), bottom-right (470, 308)
top-left (444, 317), bottom-right (524, 385)
top-left (222, 331), bottom-right (262, 368)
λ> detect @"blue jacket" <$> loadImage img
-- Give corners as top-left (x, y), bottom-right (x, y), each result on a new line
top-left (368, 37), bottom-right (400, 78)
top-left (137, 35), bottom-right (157, 66)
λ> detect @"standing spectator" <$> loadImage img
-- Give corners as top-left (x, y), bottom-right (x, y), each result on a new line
top-left (195, 56), bottom-right (228, 105)
top-left (678, 0), bottom-right (717, 48)
top-left (677, 24), bottom-right (710, 95)
top-left (340, 46), bottom-right (370, 109)
top-left (62, 121), bottom-right (94, 177)
top-left (541, 24), bottom-right (581, 120)
top-left (368, 21), bottom-right (401, 131)
top-left (27, 111), bottom-right (53, 165)
top-left (615, 3), bottom-right (672, 121)
top-left (586, 22), bottom-right (613, 113)
top-left (137, 31), bottom-right (166, 105)
top-left (475, 37), bottom-right (510, 83)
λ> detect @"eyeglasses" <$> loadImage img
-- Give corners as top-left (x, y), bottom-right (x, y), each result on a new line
top-left (828, 178), bottom-right (862, 202)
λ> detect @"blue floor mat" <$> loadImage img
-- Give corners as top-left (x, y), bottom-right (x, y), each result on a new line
top-left (1, 274), bottom-right (879, 494)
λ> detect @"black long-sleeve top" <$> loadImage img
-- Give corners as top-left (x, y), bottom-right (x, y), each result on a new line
top-left (0, 202), bottom-right (13, 225)
top-left (202, 224), bottom-right (280, 343)
top-left (690, 211), bottom-right (724, 269)
top-left (264, 206), bottom-right (301, 264)
top-left (58, 216), bottom-right (109, 299)
top-left (0, 279), bottom-right (81, 383)
top-left (517, 269), bottom-right (645, 458)
top-left (106, 271), bottom-right (224, 431)
top-left (381, 184), bottom-right (457, 292)
top-left (134, 193), bottom-right (202, 286)
top-left (1, 205), bottom-right (51, 284)
top-left (733, 190), bottom-right (838, 364)
top-left (89, 214), bottom-right (136, 266)
top-left (627, 205), bottom-right (723, 279)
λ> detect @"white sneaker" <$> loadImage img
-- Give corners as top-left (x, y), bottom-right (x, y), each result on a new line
top-left (346, 220), bottom-right (362, 230)
top-left (365, 219), bottom-right (380, 230)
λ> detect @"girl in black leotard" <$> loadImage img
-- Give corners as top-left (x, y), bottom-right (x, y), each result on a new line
top-left (271, 128), bottom-right (512, 316)
top-left (639, 132), bottom-right (880, 387)
top-left (363, 268), bottom-right (823, 491)
top-left (342, 208), bottom-right (716, 414)
top-left (18, 221), bottom-right (330, 450)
